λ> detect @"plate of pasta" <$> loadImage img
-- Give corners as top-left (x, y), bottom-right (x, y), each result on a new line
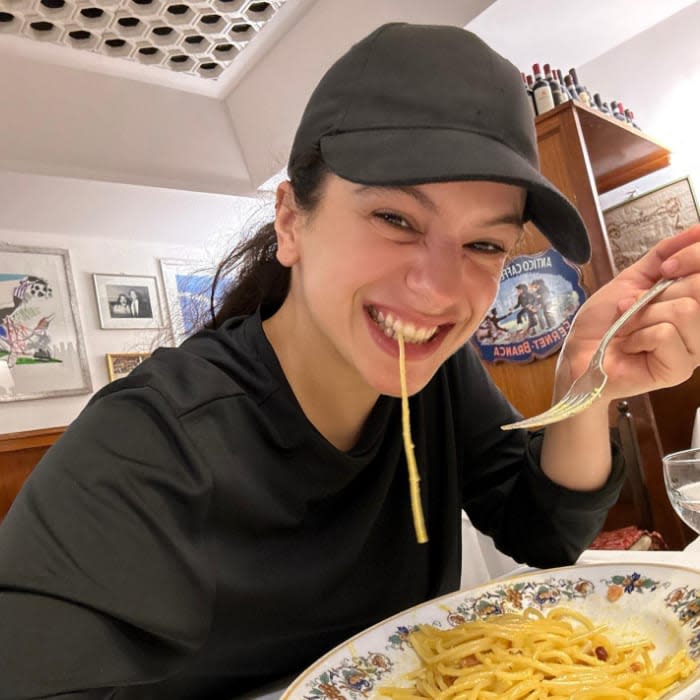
top-left (281, 563), bottom-right (700, 700)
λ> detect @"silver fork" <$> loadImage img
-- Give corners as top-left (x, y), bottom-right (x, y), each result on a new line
top-left (501, 276), bottom-right (679, 431)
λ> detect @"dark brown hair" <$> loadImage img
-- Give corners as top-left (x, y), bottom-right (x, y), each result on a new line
top-left (207, 149), bottom-right (329, 328)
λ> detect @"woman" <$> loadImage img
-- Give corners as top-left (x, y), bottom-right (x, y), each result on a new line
top-left (1, 23), bottom-right (700, 700)
top-left (110, 292), bottom-right (131, 317)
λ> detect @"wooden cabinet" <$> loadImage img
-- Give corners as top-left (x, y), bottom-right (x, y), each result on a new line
top-left (483, 101), bottom-right (696, 549)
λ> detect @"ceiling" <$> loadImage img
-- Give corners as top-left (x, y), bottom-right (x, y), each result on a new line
top-left (2, 0), bottom-right (697, 98)
top-left (465, 0), bottom-right (698, 83)
top-left (0, 1), bottom-right (288, 83)
top-left (0, 0), bottom-right (297, 95)
top-left (0, 0), bottom-right (698, 243)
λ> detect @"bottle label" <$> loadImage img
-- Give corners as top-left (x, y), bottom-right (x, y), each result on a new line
top-left (534, 86), bottom-right (555, 114)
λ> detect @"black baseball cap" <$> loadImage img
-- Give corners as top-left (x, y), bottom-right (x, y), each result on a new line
top-left (289, 22), bottom-right (591, 264)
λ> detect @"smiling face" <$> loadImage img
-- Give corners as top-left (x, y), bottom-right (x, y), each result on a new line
top-left (271, 173), bottom-right (525, 398)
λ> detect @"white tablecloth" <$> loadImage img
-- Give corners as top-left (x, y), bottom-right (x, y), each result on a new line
top-left (494, 537), bottom-right (700, 579)
top-left (460, 512), bottom-right (700, 586)
top-left (579, 539), bottom-right (700, 566)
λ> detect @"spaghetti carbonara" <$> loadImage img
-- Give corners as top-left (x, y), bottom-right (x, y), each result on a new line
top-left (379, 606), bottom-right (695, 699)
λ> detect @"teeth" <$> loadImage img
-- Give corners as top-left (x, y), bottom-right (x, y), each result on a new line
top-left (367, 306), bottom-right (438, 344)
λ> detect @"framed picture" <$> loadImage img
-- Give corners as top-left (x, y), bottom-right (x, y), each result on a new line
top-left (93, 274), bottom-right (163, 330)
top-left (0, 244), bottom-right (92, 402)
top-left (603, 176), bottom-right (700, 272)
top-left (159, 258), bottom-right (217, 345)
top-left (105, 352), bottom-right (150, 381)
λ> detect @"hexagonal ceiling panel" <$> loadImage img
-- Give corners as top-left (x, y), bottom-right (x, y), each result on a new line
top-left (0, 0), bottom-right (288, 79)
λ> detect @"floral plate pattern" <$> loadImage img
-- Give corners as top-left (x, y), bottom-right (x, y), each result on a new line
top-left (280, 563), bottom-right (700, 700)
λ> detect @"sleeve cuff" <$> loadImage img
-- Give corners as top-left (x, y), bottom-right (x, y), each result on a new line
top-left (524, 430), bottom-right (627, 514)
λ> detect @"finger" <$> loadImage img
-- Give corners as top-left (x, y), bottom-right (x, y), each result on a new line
top-left (617, 272), bottom-right (700, 314)
top-left (661, 238), bottom-right (700, 278)
top-left (625, 225), bottom-right (700, 280)
top-left (617, 322), bottom-right (697, 385)
top-left (620, 297), bottom-right (700, 362)
top-left (655, 224), bottom-right (700, 259)
top-left (615, 296), bottom-right (700, 357)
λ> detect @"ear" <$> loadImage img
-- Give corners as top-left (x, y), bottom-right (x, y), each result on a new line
top-left (274, 181), bottom-right (302, 267)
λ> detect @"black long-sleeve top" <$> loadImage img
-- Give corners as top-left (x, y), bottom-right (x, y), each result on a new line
top-left (0, 309), bottom-right (625, 699)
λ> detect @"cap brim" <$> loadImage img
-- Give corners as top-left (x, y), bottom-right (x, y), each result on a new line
top-left (320, 129), bottom-right (591, 265)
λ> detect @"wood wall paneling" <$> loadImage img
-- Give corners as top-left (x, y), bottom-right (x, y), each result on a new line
top-left (0, 426), bottom-right (65, 520)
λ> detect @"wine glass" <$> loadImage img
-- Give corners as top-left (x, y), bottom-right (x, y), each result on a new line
top-left (663, 448), bottom-right (700, 533)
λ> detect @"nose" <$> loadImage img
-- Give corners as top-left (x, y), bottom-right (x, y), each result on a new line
top-left (405, 242), bottom-right (470, 310)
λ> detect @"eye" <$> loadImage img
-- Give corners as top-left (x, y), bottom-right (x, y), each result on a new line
top-left (466, 240), bottom-right (508, 255)
top-left (374, 211), bottom-right (412, 229)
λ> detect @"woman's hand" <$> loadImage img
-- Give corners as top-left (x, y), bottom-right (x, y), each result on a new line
top-left (556, 224), bottom-right (700, 402)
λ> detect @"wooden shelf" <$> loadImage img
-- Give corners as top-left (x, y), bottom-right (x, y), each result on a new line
top-left (536, 102), bottom-right (671, 194)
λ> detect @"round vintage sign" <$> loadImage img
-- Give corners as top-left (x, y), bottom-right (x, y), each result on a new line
top-left (472, 248), bottom-right (587, 363)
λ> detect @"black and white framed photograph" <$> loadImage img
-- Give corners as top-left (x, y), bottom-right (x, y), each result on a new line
top-left (93, 274), bottom-right (163, 330)
top-left (0, 244), bottom-right (92, 402)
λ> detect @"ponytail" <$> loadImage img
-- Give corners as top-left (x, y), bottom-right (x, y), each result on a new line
top-left (207, 148), bottom-right (329, 327)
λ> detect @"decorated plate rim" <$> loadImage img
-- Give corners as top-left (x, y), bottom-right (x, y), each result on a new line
top-left (281, 561), bottom-right (700, 700)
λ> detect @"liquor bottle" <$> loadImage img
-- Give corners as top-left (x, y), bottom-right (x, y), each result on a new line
top-left (610, 101), bottom-right (626, 122)
top-left (622, 104), bottom-right (632, 124)
top-left (625, 108), bottom-right (640, 129)
top-left (531, 63), bottom-right (555, 115)
top-left (521, 72), bottom-right (536, 118)
top-left (568, 68), bottom-right (591, 106)
top-left (593, 93), bottom-right (609, 114)
top-left (543, 63), bottom-right (566, 104)
top-left (563, 74), bottom-right (580, 102)
top-left (619, 104), bottom-right (633, 125)
top-left (557, 69), bottom-right (577, 101)
top-left (552, 68), bottom-right (570, 102)
top-left (526, 75), bottom-right (540, 116)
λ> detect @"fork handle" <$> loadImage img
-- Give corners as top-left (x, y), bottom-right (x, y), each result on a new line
top-left (593, 277), bottom-right (678, 362)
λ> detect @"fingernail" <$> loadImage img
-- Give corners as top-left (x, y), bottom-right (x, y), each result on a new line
top-left (661, 257), bottom-right (680, 275)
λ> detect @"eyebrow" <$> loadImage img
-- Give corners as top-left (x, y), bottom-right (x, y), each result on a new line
top-left (479, 211), bottom-right (525, 228)
top-left (353, 184), bottom-right (439, 213)
top-left (353, 184), bottom-right (525, 228)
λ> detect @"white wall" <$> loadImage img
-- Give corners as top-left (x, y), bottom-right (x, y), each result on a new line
top-left (580, 1), bottom-right (700, 205)
top-left (0, 171), bottom-right (272, 249)
top-left (0, 174), bottom-right (273, 435)
top-left (0, 228), bottom-right (205, 433)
